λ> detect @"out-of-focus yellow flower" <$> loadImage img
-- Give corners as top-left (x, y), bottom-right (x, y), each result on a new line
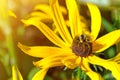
top-left (12, 65), bottom-right (23, 80)
top-left (19, 0), bottom-right (120, 80)
top-left (25, 3), bottom-right (67, 24)
top-left (0, 0), bottom-right (16, 35)
top-left (0, 0), bottom-right (9, 22)
top-left (0, 0), bottom-right (10, 34)
top-left (8, 10), bottom-right (17, 18)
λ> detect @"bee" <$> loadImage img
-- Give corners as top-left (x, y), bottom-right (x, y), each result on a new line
top-left (71, 34), bottom-right (92, 57)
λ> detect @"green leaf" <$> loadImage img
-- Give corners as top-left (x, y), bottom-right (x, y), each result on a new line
top-left (104, 45), bottom-right (116, 59)
top-left (103, 70), bottom-right (115, 80)
top-left (27, 67), bottom-right (40, 80)
top-left (102, 17), bottom-right (116, 32)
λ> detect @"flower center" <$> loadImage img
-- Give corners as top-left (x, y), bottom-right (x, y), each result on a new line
top-left (71, 34), bottom-right (92, 57)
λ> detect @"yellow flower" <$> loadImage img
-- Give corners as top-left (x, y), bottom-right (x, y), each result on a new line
top-left (19, 0), bottom-right (120, 80)
top-left (0, 0), bottom-right (16, 33)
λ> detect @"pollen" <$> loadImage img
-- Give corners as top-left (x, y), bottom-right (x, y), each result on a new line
top-left (71, 34), bottom-right (92, 57)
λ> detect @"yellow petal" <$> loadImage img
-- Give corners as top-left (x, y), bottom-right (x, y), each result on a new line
top-left (0, 0), bottom-right (8, 22)
top-left (8, 10), bottom-right (17, 18)
top-left (22, 19), bottom-right (70, 47)
top-left (33, 53), bottom-right (72, 68)
top-left (88, 56), bottom-right (120, 80)
top-left (87, 3), bottom-right (101, 41)
top-left (30, 12), bottom-right (46, 17)
top-left (62, 55), bottom-right (81, 69)
top-left (35, 4), bottom-right (67, 15)
top-left (59, 6), bottom-right (68, 15)
top-left (34, 59), bottom-right (63, 68)
top-left (34, 4), bottom-right (51, 16)
top-left (32, 68), bottom-right (48, 80)
top-left (66, 0), bottom-right (82, 38)
top-left (30, 12), bottom-right (52, 22)
top-left (93, 30), bottom-right (120, 53)
top-left (18, 42), bottom-right (72, 58)
top-left (22, 17), bottom-right (42, 26)
top-left (81, 58), bottom-right (102, 80)
top-left (86, 71), bottom-right (102, 80)
top-left (49, 0), bottom-right (72, 44)
top-left (12, 65), bottom-right (23, 80)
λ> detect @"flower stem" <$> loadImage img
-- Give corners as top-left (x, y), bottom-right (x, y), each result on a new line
top-left (2, 24), bottom-right (17, 77)
top-left (77, 67), bottom-right (81, 80)
top-left (6, 32), bottom-right (16, 66)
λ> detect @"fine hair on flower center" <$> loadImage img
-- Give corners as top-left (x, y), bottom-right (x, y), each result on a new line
top-left (71, 34), bottom-right (92, 57)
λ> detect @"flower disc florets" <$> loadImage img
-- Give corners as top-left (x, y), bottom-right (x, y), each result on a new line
top-left (72, 34), bottom-right (92, 57)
